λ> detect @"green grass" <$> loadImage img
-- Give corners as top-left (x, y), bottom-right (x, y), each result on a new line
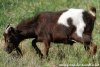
top-left (0, 0), bottom-right (100, 67)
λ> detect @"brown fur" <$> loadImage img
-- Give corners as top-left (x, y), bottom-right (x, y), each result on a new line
top-left (3, 8), bottom-right (97, 57)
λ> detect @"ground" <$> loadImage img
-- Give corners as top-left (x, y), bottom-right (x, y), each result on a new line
top-left (0, 0), bottom-right (100, 67)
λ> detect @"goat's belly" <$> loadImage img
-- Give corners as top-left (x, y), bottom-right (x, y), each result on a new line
top-left (52, 35), bottom-right (68, 43)
top-left (52, 39), bottom-right (67, 43)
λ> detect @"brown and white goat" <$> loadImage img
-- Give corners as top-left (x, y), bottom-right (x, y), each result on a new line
top-left (3, 7), bottom-right (97, 57)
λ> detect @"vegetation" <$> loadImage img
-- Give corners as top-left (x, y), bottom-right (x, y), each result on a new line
top-left (0, 0), bottom-right (100, 67)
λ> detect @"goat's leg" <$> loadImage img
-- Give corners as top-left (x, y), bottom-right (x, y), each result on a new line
top-left (32, 39), bottom-right (43, 58)
top-left (16, 47), bottom-right (23, 56)
top-left (89, 42), bottom-right (97, 55)
top-left (43, 40), bottom-right (50, 58)
top-left (83, 35), bottom-right (97, 55)
top-left (84, 45), bottom-right (89, 51)
top-left (71, 33), bottom-right (97, 55)
top-left (83, 42), bottom-right (97, 55)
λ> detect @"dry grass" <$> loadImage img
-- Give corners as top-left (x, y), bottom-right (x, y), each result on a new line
top-left (0, 0), bottom-right (100, 67)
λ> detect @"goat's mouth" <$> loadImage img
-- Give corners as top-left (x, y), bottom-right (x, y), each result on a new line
top-left (5, 48), bottom-right (15, 54)
top-left (5, 49), bottom-right (12, 54)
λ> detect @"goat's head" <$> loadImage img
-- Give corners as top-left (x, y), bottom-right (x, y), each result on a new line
top-left (3, 25), bottom-right (19, 54)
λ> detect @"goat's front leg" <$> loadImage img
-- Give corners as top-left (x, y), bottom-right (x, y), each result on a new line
top-left (32, 39), bottom-right (43, 58)
top-left (16, 47), bottom-right (23, 56)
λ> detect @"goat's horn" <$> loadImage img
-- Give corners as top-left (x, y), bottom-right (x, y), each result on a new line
top-left (5, 24), bottom-right (11, 33)
top-left (6, 24), bottom-right (10, 29)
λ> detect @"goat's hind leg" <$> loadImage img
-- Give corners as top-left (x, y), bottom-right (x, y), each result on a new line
top-left (72, 33), bottom-right (97, 55)
top-left (89, 42), bottom-right (97, 55)
top-left (83, 35), bottom-right (97, 55)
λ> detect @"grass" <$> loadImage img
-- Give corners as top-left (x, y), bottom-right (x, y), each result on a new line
top-left (0, 0), bottom-right (100, 67)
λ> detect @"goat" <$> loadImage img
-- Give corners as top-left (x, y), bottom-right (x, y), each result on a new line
top-left (3, 7), bottom-right (97, 57)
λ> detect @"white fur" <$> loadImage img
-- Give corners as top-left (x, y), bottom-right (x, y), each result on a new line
top-left (5, 26), bottom-right (11, 34)
top-left (58, 8), bottom-right (86, 37)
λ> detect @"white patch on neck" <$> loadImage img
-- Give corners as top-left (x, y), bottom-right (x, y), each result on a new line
top-left (58, 8), bottom-right (86, 37)
top-left (5, 26), bottom-right (11, 34)
top-left (89, 11), bottom-right (95, 17)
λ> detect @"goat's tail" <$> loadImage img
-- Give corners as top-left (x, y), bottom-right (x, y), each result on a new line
top-left (90, 7), bottom-right (96, 13)
top-left (89, 7), bottom-right (96, 17)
